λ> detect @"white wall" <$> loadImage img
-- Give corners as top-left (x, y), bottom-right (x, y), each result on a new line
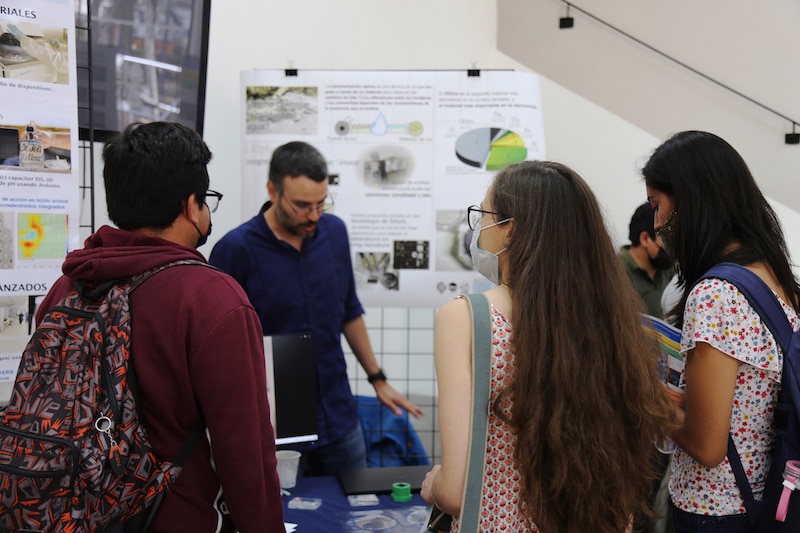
top-left (497, 0), bottom-right (800, 266)
top-left (202, 0), bottom-right (659, 252)
top-left (202, 1), bottom-right (800, 263)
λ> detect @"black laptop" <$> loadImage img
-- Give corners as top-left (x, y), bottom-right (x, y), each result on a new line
top-left (337, 465), bottom-right (432, 495)
top-left (264, 332), bottom-right (318, 445)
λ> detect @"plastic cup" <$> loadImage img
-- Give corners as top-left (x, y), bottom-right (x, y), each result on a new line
top-left (276, 450), bottom-right (302, 489)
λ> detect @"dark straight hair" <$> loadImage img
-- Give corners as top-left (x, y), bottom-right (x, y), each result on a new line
top-left (103, 122), bottom-right (211, 231)
top-left (642, 130), bottom-right (799, 323)
top-left (268, 141), bottom-right (328, 193)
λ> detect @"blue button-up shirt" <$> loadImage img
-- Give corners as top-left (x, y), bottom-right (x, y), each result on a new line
top-left (210, 202), bottom-right (364, 448)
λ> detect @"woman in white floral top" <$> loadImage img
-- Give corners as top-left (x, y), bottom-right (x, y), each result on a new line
top-left (643, 131), bottom-right (800, 532)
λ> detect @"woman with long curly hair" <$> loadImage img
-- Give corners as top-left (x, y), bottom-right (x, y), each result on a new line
top-left (421, 160), bottom-right (676, 533)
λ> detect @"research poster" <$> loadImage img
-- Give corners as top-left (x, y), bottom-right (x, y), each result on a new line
top-left (241, 70), bottom-right (545, 307)
top-left (0, 0), bottom-right (80, 385)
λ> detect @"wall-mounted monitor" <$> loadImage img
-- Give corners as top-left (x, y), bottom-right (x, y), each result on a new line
top-left (75, 0), bottom-right (211, 142)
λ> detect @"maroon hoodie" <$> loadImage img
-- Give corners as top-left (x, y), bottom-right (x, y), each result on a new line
top-left (38, 226), bottom-right (284, 532)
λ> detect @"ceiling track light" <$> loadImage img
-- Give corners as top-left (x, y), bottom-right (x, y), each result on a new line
top-left (785, 123), bottom-right (800, 145)
top-left (556, 1), bottom-right (796, 143)
top-left (559, 3), bottom-right (574, 29)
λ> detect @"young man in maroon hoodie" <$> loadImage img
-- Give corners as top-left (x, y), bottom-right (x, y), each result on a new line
top-left (36, 122), bottom-right (284, 532)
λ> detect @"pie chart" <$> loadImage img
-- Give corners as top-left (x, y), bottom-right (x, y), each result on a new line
top-left (455, 127), bottom-right (528, 171)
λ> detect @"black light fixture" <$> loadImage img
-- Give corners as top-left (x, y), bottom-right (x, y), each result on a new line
top-left (786, 123), bottom-right (800, 145)
top-left (560, 3), bottom-right (574, 29)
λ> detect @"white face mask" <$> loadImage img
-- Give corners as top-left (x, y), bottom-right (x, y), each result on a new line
top-left (469, 220), bottom-right (509, 285)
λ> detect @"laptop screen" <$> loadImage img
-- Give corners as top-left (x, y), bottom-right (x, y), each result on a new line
top-left (264, 332), bottom-right (319, 445)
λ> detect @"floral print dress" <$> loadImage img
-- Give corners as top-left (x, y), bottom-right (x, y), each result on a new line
top-left (669, 278), bottom-right (799, 515)
top-left (451, 303), bottom-right (537, 532)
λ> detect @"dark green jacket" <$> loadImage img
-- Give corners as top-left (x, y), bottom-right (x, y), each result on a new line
top-left (618, 245), bottom-right (674, 317)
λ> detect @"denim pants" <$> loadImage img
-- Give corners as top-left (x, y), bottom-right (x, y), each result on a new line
top-left (670, 501), bottom-right (752, 533)
top-left (300, 421), bottom-right (367, 477)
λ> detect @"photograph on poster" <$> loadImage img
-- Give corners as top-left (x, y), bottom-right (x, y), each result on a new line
top-left (435, 209), bottom-right (472, 272)
top-left (354, 251), bottom-right (399, 291)
top-left (245, 86), bottom-right (318, 135)
top-left (0, 295), bottom-right (29, 388)
top-left (0, 121), bottom-right (71, 172)
top-left (0, 19), bottom-right (69, 84)
top-left (0, 211), bottom-right (14, 269)
top-left (362, 146), bottom-right (413, 187)
top-left (17, 212), bottom-right (67, 261)
top-left (392, 240), bottom-right (429, 270)
top-left (0, 295), bottom-right (29, 336)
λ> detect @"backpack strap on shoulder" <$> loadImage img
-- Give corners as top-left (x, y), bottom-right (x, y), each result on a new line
top-left (699, 262), bottom-right (797, 529)
top-left (701, 262), bottom-right (793, 352)
top-left (129, 259), bottom-right (216, 292)
top-left (74, 259), bottom-right (215, 304)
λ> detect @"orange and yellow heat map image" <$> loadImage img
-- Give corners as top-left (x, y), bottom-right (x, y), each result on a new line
top-left (17, 213), bottom-right (68, 259)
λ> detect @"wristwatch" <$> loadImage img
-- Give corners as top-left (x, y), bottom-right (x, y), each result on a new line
top-left (367, 368), bottom-right (387, 384)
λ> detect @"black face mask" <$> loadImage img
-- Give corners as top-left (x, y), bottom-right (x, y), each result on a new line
top-left (648, 247), bottom-right (673, 270)
top-left (192, 220), bottom-right (212, 248)
top-left (656, 210), bottom-right (677, 257)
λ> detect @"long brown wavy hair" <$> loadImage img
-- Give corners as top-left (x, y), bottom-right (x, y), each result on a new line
top-left (490, 161), bottom-right (676, 533)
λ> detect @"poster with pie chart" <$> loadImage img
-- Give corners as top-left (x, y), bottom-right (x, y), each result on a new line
top-left (455, 127), bottom-right (528, 171)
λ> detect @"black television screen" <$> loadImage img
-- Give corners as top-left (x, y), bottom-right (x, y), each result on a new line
top-left (74, 0), bottom-right (211, 142)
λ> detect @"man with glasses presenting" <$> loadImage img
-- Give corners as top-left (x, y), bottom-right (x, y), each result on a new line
top-left (211, 141), bottom-right (422, 476)
top-left (36, 122), bottom-right (284, 532)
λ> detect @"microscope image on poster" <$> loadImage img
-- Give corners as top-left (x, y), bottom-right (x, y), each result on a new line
top-left (355, 252), bottom-right (399, 291)
top-left (361, 146), bottom-right (413, 187)
top-left (392, 240), bottom-right (428, 270)
top-left (0, 211), bottom-right (13, 270)
top-left (434, 209), bottom-right (472, 272)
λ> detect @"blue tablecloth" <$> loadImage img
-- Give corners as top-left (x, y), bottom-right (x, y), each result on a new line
top-left (282, 475), bottom-right (430, 532)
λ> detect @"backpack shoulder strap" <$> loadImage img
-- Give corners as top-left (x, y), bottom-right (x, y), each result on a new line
top-left (459, 293), bottom-right (492, 533)
top-left (129, 259), bottom-right (217, 292)
top-left (700, 262), bottom-right (795, 528)
top-left (75, 259), bottom-right (216, 303)
top-left (701, 262), bottom-right (793, 353)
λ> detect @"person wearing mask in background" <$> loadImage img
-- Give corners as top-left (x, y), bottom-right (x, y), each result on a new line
top-left (32, 122), bottom-right (284, 532)
top-left (421, 160), bottom-right (676, 533)
top-left (210, 141), bottom-right (422, 476)
top-left (644, 131), bottom-right (800, 532)
top-left (619, 202), bottom-right (675, 318)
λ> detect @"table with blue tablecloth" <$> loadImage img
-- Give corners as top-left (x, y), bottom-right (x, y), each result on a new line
top-left (282, 474), bottom-right (431, 532)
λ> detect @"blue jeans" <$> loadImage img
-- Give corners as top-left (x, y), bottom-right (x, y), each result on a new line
top-left (301, 421), bottom-right (367, 477)
top-left (671, 501), bottom-right (752, 533)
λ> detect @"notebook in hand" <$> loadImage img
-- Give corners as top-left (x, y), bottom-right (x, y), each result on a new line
top-left (337, 465), bottom-right (431, 495)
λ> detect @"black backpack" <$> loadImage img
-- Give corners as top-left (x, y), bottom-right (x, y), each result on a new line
top-left (0, 260), bottom-right (209, 532)
top-left (701, 263), bottom-right (800, 531)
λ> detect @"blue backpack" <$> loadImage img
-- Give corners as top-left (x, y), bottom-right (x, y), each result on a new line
top-left (701, 263), bottom-right (800, 532)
